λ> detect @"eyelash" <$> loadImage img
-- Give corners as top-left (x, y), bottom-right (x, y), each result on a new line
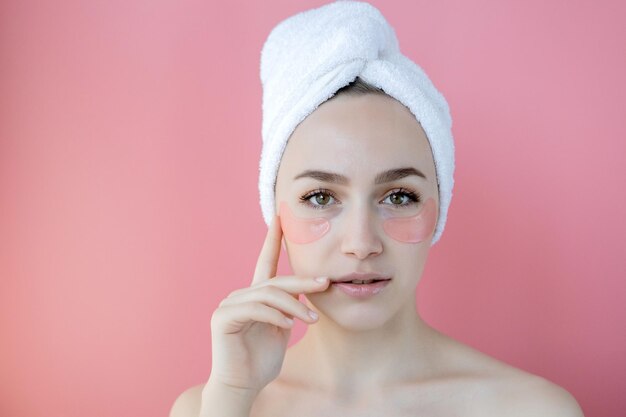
top-left (299, 189), bottom-right (333, 209)
top-left (299, 188), bottom-right (422, 210)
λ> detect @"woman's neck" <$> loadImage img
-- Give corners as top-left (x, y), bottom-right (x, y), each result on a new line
top-left (282, 301), bottom-right (440, 398)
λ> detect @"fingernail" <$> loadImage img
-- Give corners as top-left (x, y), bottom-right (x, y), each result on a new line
top-left (315, 276), bottom-right (328, 283)
top-left (284, 317), bottom-right (294, 326)
top-left (308, 310), bottom-right (318, 320)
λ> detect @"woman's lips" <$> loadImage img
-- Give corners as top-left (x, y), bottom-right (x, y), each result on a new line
top-left (332, 272), bottom-right (391, 283)
top-left (330, 280), bottom-right (391, 298)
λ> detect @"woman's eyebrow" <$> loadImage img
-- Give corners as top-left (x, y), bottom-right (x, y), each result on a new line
top-left (293, 167), bottom-right (427, 184)
top-left (293, 170), bottom-right (349, 184)
top-left (375, 167), bottom-right (427, 183)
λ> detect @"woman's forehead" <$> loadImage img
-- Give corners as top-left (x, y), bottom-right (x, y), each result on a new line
top-left (297, 94), bottom-right (424, 137)
top-left (280, 94), bottom-right (435, 178)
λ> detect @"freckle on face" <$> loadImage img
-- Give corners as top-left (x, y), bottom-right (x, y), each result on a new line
top-left (279, 201), bottom-right (330, 244)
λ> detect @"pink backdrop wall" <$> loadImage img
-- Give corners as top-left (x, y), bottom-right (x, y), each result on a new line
top-left (1, 1), bottom-right (624, 416)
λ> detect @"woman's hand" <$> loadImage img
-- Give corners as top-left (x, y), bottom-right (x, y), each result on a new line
top-left (205, 215), bottom-right (330, 397)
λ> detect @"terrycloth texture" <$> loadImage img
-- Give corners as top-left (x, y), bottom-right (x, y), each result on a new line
top-left (259, 0), bottom-right (455, 246)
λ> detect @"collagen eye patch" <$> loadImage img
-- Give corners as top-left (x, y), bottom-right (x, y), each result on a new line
top-left (382, 198), bottom-right (438, 243)
top-left (279, 201), bottom-right (330, 244)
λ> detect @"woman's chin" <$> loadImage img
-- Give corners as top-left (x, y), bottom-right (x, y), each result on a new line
top-left (305, 297), bottom-right (394, 332)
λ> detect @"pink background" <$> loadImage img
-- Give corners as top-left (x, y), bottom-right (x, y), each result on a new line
top-left (1, 0), bottom-right (624, 416)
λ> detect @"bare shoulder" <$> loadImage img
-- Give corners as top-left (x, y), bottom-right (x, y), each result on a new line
top-left (169, 383), bottom-right (205, 417)
top-left (434, 332), bottom-right (584, 416)
top-left (475, 372), bottom-right (585, 417)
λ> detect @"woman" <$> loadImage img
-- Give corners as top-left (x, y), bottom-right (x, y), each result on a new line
top-left (171, 2), bottom-right (583, 416)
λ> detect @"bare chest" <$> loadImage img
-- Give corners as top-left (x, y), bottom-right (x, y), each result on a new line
top-left (250, 381), bottom-right (485, 417)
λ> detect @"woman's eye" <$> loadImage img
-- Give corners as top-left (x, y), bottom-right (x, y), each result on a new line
top-left (382, 190), bottom-right (420, 206)
top-left (384, 193), bottom-right (408, 205)
top-left (303, 191), bottom-right (335, 207)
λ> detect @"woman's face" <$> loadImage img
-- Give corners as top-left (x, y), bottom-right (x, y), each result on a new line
top-left (274, 93), bottom-right (439, 329)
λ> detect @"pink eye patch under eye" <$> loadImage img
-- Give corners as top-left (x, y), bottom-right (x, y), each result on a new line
top-left (279, 201), bottom-right (330, 244)
top-left (382, 197), bottom-right (438, 243)
top-left (278, 197), bottom-right (437, 244)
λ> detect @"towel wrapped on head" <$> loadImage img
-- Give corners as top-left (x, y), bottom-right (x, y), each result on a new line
top-left (259, 0), bottom-right (455, 245)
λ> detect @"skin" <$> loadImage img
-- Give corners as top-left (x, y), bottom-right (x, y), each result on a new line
top-left (170, 94), bottom-right (584, 417)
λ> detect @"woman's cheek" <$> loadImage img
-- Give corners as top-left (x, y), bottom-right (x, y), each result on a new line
top-left (279, 201), bottom-right (330, 244)
top-left (382, 197), bottom-right (437, 243)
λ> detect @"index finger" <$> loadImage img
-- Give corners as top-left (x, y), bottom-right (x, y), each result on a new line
top-left (251, 214), bottom-right (283, 285)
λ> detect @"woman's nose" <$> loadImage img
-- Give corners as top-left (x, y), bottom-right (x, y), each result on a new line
top-left (340, 205), bottom-right (383, 259)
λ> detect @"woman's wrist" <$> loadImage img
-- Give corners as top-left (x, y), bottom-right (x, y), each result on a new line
top-left (199, 378), bottom-right (259, 417)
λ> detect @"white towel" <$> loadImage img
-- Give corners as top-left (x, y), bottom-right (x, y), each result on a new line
top-left (258, 0), bottom-right (455, 246)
